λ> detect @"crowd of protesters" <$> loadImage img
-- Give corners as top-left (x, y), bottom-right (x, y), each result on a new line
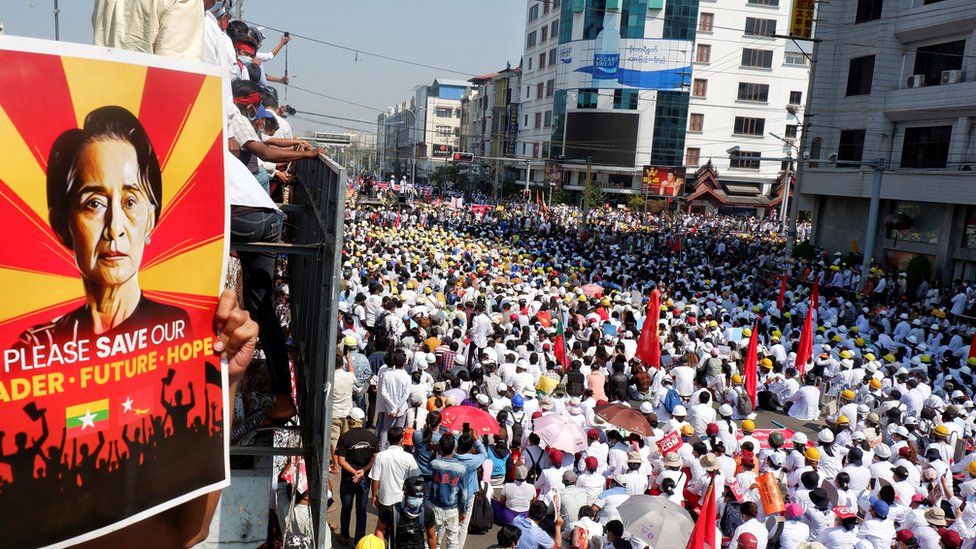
top-left (334, 196), bottom-right (975, 549)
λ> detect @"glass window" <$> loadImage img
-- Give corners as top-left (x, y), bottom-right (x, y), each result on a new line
top-left (689, 113), bottom-right (704, 132)
top-left (544, 0), bottom-right (550, 13)
top-left (540, 52), bottom-right (547, 67)
top-left (846, 55), bottom-right (875, 96)
top-left (886, 201), bottom-right (940, 244)
top-left (747, 0), bottom-right (779, 5)
top-left (544, 110), bottom-right (552, 127)
top-left (837, 129), bottom-right (866, 165)
top-left (737, 82), bottom-right (769, 102)
top-left (963, 207), bottom-right (976, 248)
top-left (529, 4), bottom-right (540, 21)
top-left (613, 89), bottom-right (639, 110)
top-left (913, 40), bottom-right (965, 87)
top-left (541, 26), bottom-right (549, 43)
top-left (692, 79), bottom-right (708, 97)
top-left (855, 0), bottom-right (883, 23)
top-left (685, 147), bottom-right (701, 166)
top-left (535, 112), bottom-right (543, 128)
top-left (583, 0), bottom-right (608, 39)
top-left (528, 57), bottom-right (533, 71)
top-left (546, 79), bottom-right (554, 97)
top-left (551, 20), bottom-right (559, 37)
top-left (785, 124), bottom-right (799, 138)
top-left (901, 126), bottom-right (952, 169)
top-left (526, 30), bottom-right (537, 48)
top-left (741, 48), bottom-right (774, 68)
top-left (730, 151), bottom-right (761, 169)
top-left (537, 83), bottom-right (544, 99)
top-left (549, 48), bottom-right (557, 66)
top-left (696, 44), bottom-right (711, 63)
top-left (785, 52), bottom-right (808, 65)
top-left (577, 88), bottom-right (598, 109)
top-left (789, 90), bottom-right (803, 105)
top-left (435, 108), bottom-right (453, 117)
top-left (435, 124), bottom-right (453, 135)
top-left (621, 0), bottom-right (649, 39)
top-left (699, 13), bottom-right (714, 32)
top-left (744, 17), bottom-right (777, 37)
top-left (734, 117), bottom-right (766, 136)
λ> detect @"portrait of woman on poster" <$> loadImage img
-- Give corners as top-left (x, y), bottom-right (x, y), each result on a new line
top-left (18, 106), bottom-right (189, 348)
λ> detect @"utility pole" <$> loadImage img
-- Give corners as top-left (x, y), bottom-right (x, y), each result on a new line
top-left (859, 159), bottom-right (886, 291)
top-left (523, 159), bottom-right (532, 216)
top-left (583, 157), bottom-right (593, 220)
top-left (53, 0), bottom-right (60, 40)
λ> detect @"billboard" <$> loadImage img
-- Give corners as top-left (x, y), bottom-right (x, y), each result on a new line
top-left (564, 112), bottom-right (638, 167)
top-left (0, 36), bottom-right (229, 547)
top-left (789, 0), bottom-right (816, 39)
top-left (642, 166), bottom-right (686, 196)
top-left (556, 38), bottom-right (693, 91)
top-left (545, 160), bottom-right (562, 187)
top-left (432, 143), bottom-right (455, 158)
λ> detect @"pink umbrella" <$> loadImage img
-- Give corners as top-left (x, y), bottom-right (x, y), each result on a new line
top-left (581, 283), bottom-right (604, 298)
top-left (532, 414), bottom-right (588, 453)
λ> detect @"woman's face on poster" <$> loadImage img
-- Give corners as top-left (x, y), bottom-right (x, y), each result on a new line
top-left (68, 139), bottom-right (155, 288)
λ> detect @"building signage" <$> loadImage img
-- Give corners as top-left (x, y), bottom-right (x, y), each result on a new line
top-left (642, 166), bottom-right (686, 197)
top-left (432, 143), bottom-right (455, 158)
top-left (545, 160), bottom-right (562, 187)
top-left (556, 38), bottom-right (692, 91)
top-left (789, 0), bottom-right (816, 39)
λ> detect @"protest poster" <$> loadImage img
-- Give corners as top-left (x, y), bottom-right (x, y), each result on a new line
top-left (656, 430), bottom-right (683, 455)
top-left (0, 36), bottom-right (228, 547)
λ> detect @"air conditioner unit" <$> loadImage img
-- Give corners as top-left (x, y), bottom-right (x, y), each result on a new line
top-left (941, 70), bottom-right (964, 84)
top-left (906, 74), bottom-right (926, 88)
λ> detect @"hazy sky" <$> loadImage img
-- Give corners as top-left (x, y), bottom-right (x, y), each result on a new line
top-left (0, 0), bottom-right (527, 137)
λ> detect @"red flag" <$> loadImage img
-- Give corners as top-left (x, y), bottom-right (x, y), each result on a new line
top-left (744, 322), bottom-right (759, 409)
top-left (687, 476), bottom-right (717, 549)
top-left (810, 278), bottom-right (820, 310)
top-left (554, 315), bottom-right (568, 369)
top-left (672, 237), bottom-right (681, 254)
top-left (636, 289), bottom-right (661, 368)
top-left (794, 296), bottom-right (815, 376)
top-left (969, 332), bottom-right (976, 360)
top-left (777, 274), bottom-right (788, 310)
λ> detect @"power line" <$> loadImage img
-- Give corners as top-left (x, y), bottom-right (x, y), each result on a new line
top-left (287, 84), bottom-right (385, 113)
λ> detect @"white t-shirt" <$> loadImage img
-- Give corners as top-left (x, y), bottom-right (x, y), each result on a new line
top-left (332, 369), bottom-right (356, 419)
top-left (502, 481), bottom-right (536, 513)
top-left (368, 446), bottom-right (419, 506)
top-left (225, 149), bottom-right (280, 211)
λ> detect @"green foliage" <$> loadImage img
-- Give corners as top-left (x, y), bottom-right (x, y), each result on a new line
top-left (905, 254), bottom-right (932, 295)
top-left (585, 184), bottom-right (607, 210)
top-left (792, 241), bottom-right (815, 261)
top-left (552, 190), bottom-right (575, 205)
top-left (626, 194), bottom-right (645, 210)
top-left (428, 164), bottom-right (465, 189)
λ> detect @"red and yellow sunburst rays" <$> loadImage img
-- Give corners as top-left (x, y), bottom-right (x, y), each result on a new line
top-left (0, 49), bottom-right (226, 343)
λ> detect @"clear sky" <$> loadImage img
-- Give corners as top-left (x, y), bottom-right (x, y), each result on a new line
top-left (0, 0), bottom-right (527, 137)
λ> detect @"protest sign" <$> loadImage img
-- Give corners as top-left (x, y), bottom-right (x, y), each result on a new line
top-left (656, 430), bottom-right (683, 455)
top-left (0, 36), bottom-right (228, 547)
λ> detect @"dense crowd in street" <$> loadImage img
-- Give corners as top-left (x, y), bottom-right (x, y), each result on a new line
top-left (331, 195), bottom-right (975, 549)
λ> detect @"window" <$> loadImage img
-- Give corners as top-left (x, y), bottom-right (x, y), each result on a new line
top-left (737, 82), bottom-right (769, 102)
top-left (549, 48), bottom-right (557, 66)
top-left (685, 147), bottom-right (701, 166)
top-left (846, 55), bottom-right (875, 96)
top-left (730, 151), bottom-right (761, 169)
top-left (741, 49), bottom-right (774, 68)
top-left (539, 52), bottom-right (546, 67)
top-left (544, 110), bottom-right (552, 127)
top-left (809, 137), bottom-right (822, 160)
top-left (789, 90), bottom-right (803, 105)
top-left (696, 44), bottom-right (712, 63)
top-left (546, 79), bottom-right (554, 97)
top-left (537, 83), bottom-right (544, 99)
top-left (526, 86), bottom-right (531, 98)
top-left (913, 41), bottom-right (965, 87)
top-left (435, 124), bottom-right (453, 136)
top-left (526, 31), bottom-right (537, 48)
top-left (533, 143), bottom-right (540, 158)
top-left (785, 52), bottom-right (808, 65)
top-left (734, 116), bottom-right (766, 136)
top-left (541, 26), bottom-right (549, 43)
top-left (577, 88), bottom-right (598, 109)
top-left (529, 4), bottom-right (540, 21)
top-left (435, 108), bottom-right (452, 118)
top-left (837, 129), bottom-right (866, 165)
top-left (855, 0), bottom-right (883, 23)
top-left (901, 126), bottom-right (952, 169)
top-left (535, 112), bottom-right (543, 128)
top-left (744, 17), bottom-right (777, 37)
top-left (747, 0), bottom-right (779, 5)
top-left (785, 124), bottom-right (798, 138)
top-left (699, 12), bottom-right (714, 32)
top-left (613, 89), bottom-right (639, 110)
top-left (528, 57), bottom-right (533, 71)
top-left (525, 114), bottom-right (529, 126)
top-left (888, 201), bottom-right (941, 244)
top-left (544, 0), bottom-right (550, 13)
top-left (692, 78), bottom-right (708, 97)
top-left (689, 113), bottom-right (704, 132)
top-left (551, 20), bottom-right (559, 37)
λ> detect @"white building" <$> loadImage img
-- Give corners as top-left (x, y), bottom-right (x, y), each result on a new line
top-left (684, 0), bottom-right (811, 202)
top-left (518, 0), bottom-right (562, 185)
top-left (798, 0), bottom-right (976, 280)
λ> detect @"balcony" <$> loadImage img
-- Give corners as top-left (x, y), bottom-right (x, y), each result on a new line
top-left (894, 1), bottom-right (976, 43)
top-left (883, 75), bottom-right (976, 121)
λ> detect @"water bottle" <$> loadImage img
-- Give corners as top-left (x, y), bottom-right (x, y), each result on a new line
top-left (592, 10), bottom-right (621, 89)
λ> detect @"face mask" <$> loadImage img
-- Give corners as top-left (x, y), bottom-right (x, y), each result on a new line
top-left (208, 1), bottom-right (224, 14)
top-left (404, 496), bottom-right (423, 514)
top-left (238, 54), bottom-right (253, 64)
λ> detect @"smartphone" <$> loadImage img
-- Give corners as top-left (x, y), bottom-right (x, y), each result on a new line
top-left (284, 32), bottom-right (290, 37)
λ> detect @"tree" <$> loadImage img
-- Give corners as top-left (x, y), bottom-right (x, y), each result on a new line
top-left (626, 194), bottom-right (646, 211)
top-left (428, 164), bottom-right (465, 190)
top-left (551, 190), bottom-right (575, 206)
top-left (585, 184), bottom-right (607, 211)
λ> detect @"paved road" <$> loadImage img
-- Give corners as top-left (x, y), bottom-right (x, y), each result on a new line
top-left (326, 408), bottom-right (823, 549)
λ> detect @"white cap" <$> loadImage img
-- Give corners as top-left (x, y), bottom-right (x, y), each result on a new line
top-left (349, 407), bottom-right (366, 422)
top-left (818, 428), bottom-right (834, 443)
top-left (719, 404), bottom-right (734, 417)
top-left (639, 402), bottom-right (654, 414)
top-left (874, 443), bottom-right (891, 459)
top-left (497, 383), bottom-right (509, 393)
top-left (792, 432), bottom-right (808, 445)
top-left (477, 393), bottom-right (491, 405)
top-left (672, 405), bottom-right (687, 416)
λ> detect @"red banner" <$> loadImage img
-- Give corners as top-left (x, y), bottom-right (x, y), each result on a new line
top-left (657, 430), bottom-right (683, 455)
top-left (0, 39), bottom-right (228, 546)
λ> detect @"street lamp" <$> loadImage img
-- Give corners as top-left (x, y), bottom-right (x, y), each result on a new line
top-left (825, 156), bottom-right (886, 291)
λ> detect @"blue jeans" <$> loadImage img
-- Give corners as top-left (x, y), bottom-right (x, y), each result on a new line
top-left (339, 478), bottom-right (370, 540)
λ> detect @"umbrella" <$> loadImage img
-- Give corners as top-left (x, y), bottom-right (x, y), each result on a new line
top-left (594, 403), bottom-right (653, 436)
top-left (439, 405), bottom-right (499, 436)
top-left (618, 495), bottom-right (694, 549)
top-left (532, 414), bottom-right (588, 454)
top-left (581, 283), bottom-right (604, 298)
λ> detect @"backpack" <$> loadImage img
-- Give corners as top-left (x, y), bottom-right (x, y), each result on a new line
top-left (467, 484), bottom-right (494, 535)
top-left (737, 388), bottom-right (754, 415)
top-left (567, 370), bottom-right (586, 397)
top-left (510, 411), bottom-right (526, 448)
top-left (664, 387), bottom-right (682, 414)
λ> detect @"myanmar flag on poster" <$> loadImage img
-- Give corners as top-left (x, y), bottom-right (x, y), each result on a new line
top-left (65, 399), bottom-right (110, 432)
top-left (0, 36), bottom-right (229, 547)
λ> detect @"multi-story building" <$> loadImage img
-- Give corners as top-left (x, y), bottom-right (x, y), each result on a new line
top-left (518, 0), bottom-right (562, 187)
top-left (798, 0), bottom-right (976, 279)
top-left (376, 79), bottom-right (472, 181)
top-left (460, 67), bottom-right (522, 193)
top-left (684, 0), bottom-right (810, 207)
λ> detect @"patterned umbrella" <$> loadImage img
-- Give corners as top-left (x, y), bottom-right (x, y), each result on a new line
top-left (533, 413), bottom-right (588, 453)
